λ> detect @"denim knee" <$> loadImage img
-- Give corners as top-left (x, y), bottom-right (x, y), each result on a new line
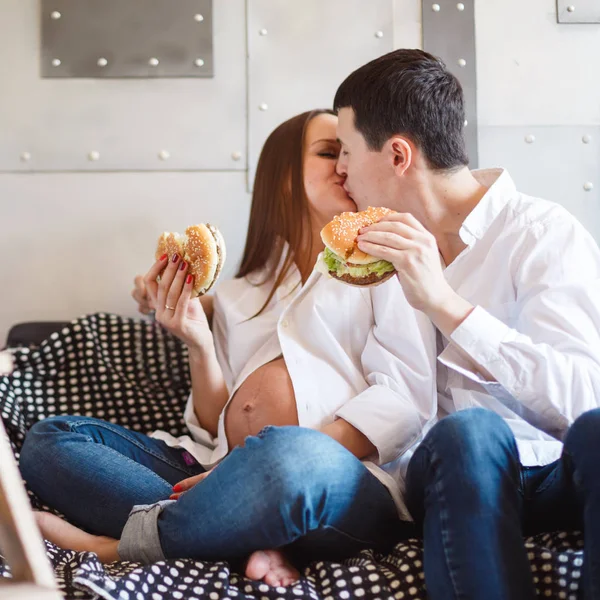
top-left (417, 408), bottom-right (519, 482)
top-left (20, 416), bottom-right (75, 482)
top-left (564, 408), bottom-right (600, 461)
top-left (427, 409), bottom-right (514, 455)
top-left (246, 426), bottom-right (358, 502)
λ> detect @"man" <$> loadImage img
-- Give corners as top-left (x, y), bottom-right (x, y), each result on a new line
top-left (334, 48), bottom-right (600, 599)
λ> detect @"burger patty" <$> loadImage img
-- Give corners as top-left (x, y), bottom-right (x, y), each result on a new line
top-left (329, 270), bottom-right (395, 286)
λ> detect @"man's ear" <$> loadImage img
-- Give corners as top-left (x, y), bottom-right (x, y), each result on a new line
top-left (387, 136), bottom-right (412, 176)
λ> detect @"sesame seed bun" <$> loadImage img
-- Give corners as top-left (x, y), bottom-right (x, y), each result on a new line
top-left (320, 206), bottom-right (396, 265)
top-left (155, 224), bottom-right (226, 297)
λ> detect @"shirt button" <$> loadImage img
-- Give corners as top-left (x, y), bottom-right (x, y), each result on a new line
top-left (281, 319), bottom-right (289, 328)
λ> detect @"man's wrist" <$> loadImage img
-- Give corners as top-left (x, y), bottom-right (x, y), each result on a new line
top-left (426, 288), bottom-right (475, 338)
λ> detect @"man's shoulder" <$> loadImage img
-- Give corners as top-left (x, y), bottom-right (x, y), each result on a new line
top-left (505, 190), bottom-right (587, 240)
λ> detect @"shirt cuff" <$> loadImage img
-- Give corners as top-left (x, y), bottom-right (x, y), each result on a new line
top-left (335, 385), bottom-right (422, 465)
top-left (450, 305), bottom-right (511, 366)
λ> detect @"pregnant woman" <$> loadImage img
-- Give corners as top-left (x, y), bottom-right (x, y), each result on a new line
top-left (20, 109), bottom-right (411, 585)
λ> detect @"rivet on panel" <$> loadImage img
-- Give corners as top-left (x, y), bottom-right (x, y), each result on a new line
top-left (567, 5), bottom-right (576, 12)
top-left (457, 3), bottom-right (465, 10)
top-left (194, 59), bottom-right (205, 67)
top-left (97, 58), bottom-right (108, 67)
top-left (584, 182), bottom-right (594, 191)
top-left (432, 4), bottom-right (441, 11)
top-left (52, 58), bottom-right (61, 67)
top-left (525, 134), bottom-right (536, 144)
top-left (149, 58), bottom-right (159, 67)
top-left (231, 151), bottom-right (242, 161)
top-left (583, 134), bottom-right (592, 144)
top-left (375, 31), bottom-right (384, 38)
top-left (259, 103), bottom-right (269, 111)
top-left (88, 151), bottom-right (100, 161)
top-left (194, 14), bottom-right (204, 22)
top-left (20, 152), bottom-right (31, 162)
top-left (50, 11), bottom-right (61, 20)
top-left (259, 28), bottom-right (268, 36)
top-left (158, 150), bottom-right (170, 161)
top-left (458, 58), bottom-right (467, 67)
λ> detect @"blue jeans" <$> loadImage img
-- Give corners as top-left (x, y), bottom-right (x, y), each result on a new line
top-left (406, 407), bottom-right (600, 600)
top-left (20, 417), bottom-right (412, 564)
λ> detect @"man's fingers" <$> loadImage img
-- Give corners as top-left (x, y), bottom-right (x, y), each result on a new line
top-left (357, 230), bottom-right (416, 251)
top-left (356, 240), bottom-right (399, 262)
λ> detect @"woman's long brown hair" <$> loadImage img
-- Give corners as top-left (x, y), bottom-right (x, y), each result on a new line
top-left (236, 109), bottom-right (335, 317)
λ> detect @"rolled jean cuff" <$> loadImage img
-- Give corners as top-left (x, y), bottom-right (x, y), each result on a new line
top-left (117, 499), bottom-right (175, 564)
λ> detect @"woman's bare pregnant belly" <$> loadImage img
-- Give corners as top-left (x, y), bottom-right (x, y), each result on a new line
top-left (224, 357), bottom-right (299, 449)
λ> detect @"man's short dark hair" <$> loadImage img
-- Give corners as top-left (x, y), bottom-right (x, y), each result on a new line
top-left (334, 49), bottom-right (469, 171)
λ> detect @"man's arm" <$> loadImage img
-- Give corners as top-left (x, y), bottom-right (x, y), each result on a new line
top-left (359, 213), bottom-right (600, 439)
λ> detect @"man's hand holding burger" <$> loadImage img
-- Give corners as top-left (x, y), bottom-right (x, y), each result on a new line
top-left (356, 212), bottom-right (474, 338)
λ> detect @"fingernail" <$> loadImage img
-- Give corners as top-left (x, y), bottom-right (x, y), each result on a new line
top-left (169, 494), bottom-right (178, 500)
top-left (172, 254), bottom-right (179, 263)
top-left (179, 260), bottom-right (187, 271)
top-left (172, 484), bottom-right (182, 492)
top-left (186, 274), bottom-right (193, 285)
top-left (159, 253), bottom-right (168, 261)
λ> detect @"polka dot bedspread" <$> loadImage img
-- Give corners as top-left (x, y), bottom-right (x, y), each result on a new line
top-left (0, 313), bottom-right (585, 599)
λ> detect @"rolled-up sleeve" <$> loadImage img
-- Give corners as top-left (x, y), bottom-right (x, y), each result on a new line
top-left (441, 219), bottom-right (600, 439)
top-left (335, 282), bottom-right (438, 465)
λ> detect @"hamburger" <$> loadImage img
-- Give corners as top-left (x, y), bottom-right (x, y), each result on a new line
top-left (155, 224), bottom-right (226, 297)
top-left (320, 207), bottom-right (397, 287)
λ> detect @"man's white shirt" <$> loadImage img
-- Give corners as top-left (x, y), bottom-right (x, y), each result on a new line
top-left (152, 168), bottom-right (600, 520)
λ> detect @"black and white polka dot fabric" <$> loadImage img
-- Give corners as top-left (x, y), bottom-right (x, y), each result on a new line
top-left (0, 313), bottom-right (586, 599)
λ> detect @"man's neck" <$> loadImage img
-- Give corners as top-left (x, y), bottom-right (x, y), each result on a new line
top-left (412, 168), bottom-right (488, 266)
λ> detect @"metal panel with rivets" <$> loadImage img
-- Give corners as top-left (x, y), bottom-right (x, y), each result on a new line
top-left (41, 0), bottom-right (214, 78)
top-left (557, 0), bottom-right (600, 23)
top-left (0, 0), bottom-right (244, 172)
top-left (479, 125), bottom-right (600, 235)
top-left (422, 0), bottom-right (478, 167)
top-left (247, 0), bottom-right (394, 189)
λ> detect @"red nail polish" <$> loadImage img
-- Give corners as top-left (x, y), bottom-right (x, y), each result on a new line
top-left (173, 484), bottom-right (182, 492)
top-left (179, 260), bottom-right (187, 271)
top-left (159, 253), bottom-right (168, 261)
top-left (186, 274), bottom-right (193, 285)
top-left (172, 254), bottom-right (179, 263)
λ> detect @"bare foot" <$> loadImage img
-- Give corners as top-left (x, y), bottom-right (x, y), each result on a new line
top-left (34, 511), bottom-right (120, 563)
top-left (245, 549), bottom-right (300, 587)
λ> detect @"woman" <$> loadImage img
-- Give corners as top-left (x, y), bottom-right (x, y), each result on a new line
top-left (20, 109), bottom-right (409, 585)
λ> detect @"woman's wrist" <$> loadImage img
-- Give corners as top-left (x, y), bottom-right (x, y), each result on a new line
top-left (187, 334), bottom-right (216, 360)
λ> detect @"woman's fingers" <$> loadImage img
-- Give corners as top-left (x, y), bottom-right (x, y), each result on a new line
top-left (170, 469), bottom-right (213, 500)
top-left (175, 273), bottom-right (195, 319)
top-left (156, 254), bottom-right (182, 310)
top-left (143, 255), bottom-right (169, 305)
top-left (164, 259), bottom-right (190, 314)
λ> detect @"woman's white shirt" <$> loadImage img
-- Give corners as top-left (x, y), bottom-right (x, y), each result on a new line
top-left (151, 256), bottom-right (437, 520)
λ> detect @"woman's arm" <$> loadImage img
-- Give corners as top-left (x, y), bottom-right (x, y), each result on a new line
top-left (188, 341), bottom-right (228, 437)
top-left (143, 256), bottom-right (227, 437)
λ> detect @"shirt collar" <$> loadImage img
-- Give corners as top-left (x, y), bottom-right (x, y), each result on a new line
top-left (459, 168), bottom-right (518, 246)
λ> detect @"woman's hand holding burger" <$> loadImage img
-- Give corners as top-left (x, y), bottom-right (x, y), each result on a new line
top-left (143, 253), bottom-right (213, 351)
